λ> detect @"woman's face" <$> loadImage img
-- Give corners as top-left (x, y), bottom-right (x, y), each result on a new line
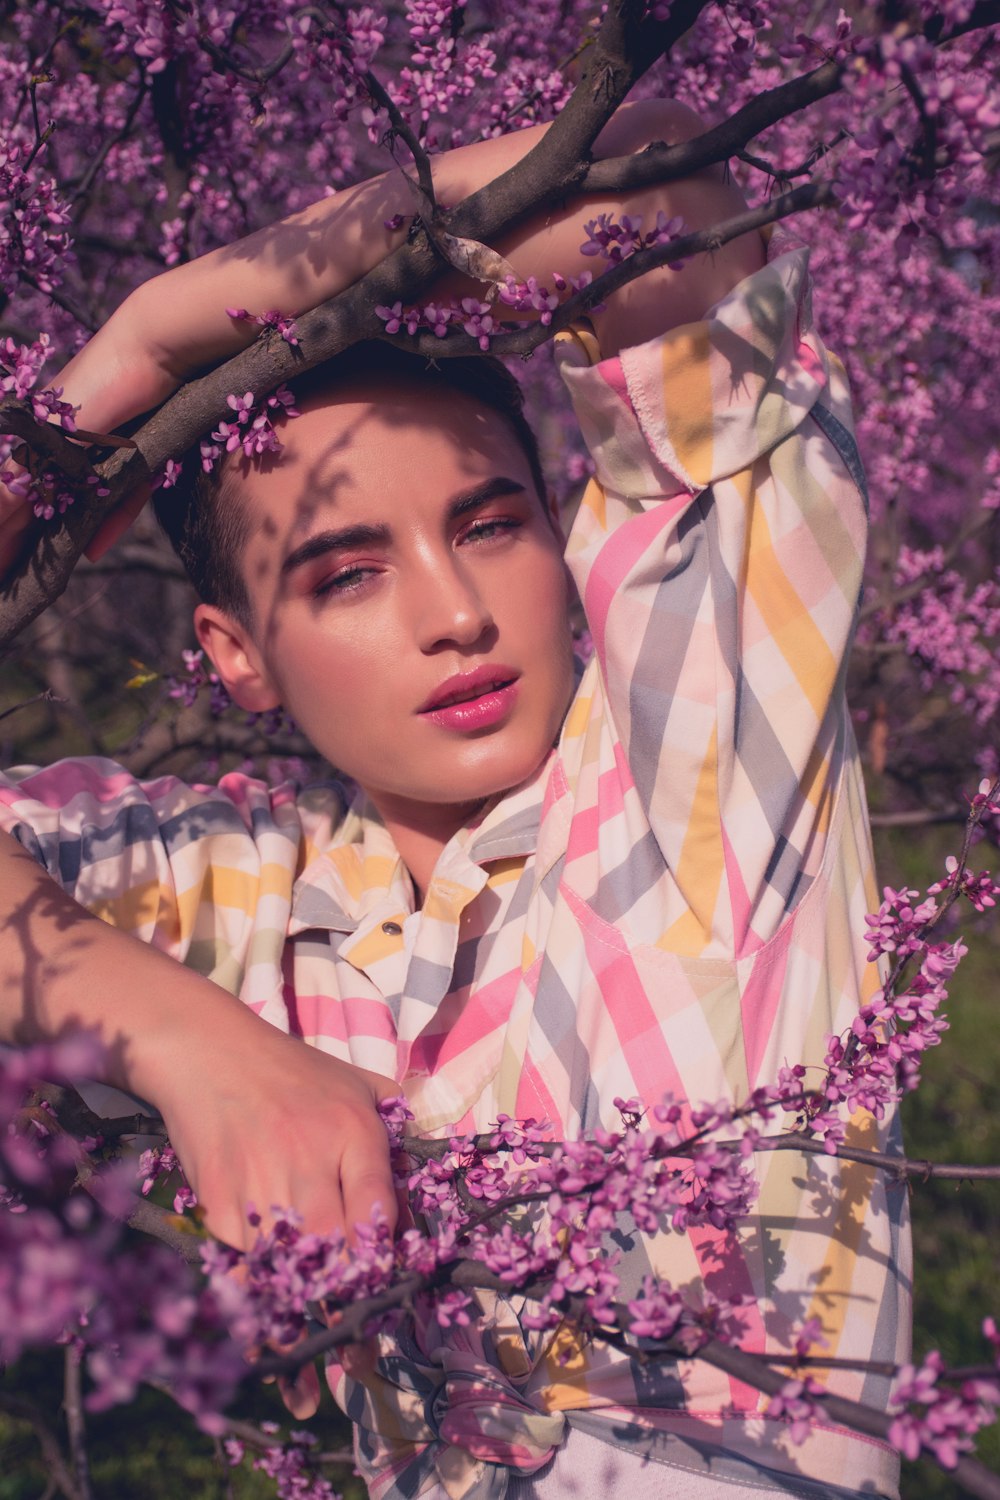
top-left (200, 376), bottom-right (576, 820)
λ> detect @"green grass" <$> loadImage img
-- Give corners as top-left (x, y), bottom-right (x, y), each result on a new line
top-left (876, 824), bottom-right (1000, 1498)
top-left (0, 1351), bottom-right (366, 1500)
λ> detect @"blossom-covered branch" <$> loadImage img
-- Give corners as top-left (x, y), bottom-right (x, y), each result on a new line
top-left (3, 1), bottom-right (1000, 652)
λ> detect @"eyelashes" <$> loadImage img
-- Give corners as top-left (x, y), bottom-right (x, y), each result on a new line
top-left (312, 516), bottom-right (524, 599)
top-left (313, 564), bottom-right (374, 597)
top-left (460, 516), bottom-right (522, 544)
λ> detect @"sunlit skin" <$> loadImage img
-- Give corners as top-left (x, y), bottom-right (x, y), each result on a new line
top-left (196, 377), bottom-right (577, 892)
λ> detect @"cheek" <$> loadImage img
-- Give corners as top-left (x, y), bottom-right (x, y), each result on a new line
top-left (270, 617), bottom-right (401, 747)
top-left (508, 555), bottom-right (575, 705)
top-left (517, 553), bottom-right (573, 649)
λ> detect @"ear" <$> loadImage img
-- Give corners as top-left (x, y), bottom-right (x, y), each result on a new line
top-left (194, 603), bottom-right (282, 713)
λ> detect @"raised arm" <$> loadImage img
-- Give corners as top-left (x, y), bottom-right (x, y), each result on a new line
top-left (1, 99), bottom-right (762, 572)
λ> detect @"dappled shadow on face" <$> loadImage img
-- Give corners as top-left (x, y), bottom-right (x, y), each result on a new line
top-left (212, 358), bottom-right (574, 812)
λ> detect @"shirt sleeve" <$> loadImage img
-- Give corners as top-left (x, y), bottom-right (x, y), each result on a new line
top-left (555, 247), bottom-right (868, 952)
top-left (0, 758), bottom-right (308, 992)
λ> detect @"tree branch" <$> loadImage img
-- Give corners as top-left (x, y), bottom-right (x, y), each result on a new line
top-left (246, 1255), bottom-right (1000, 1499)
top-left (382, 180), bottom-right (835, 361)
top-left (0, 0), bottom-right (714, 648)
top-left (694, 1339), bottom-right (1000, 1500)
top-left (757, 1132), bottom-right (1000, 1182)
top-left (581, 59), bottom-right (844, 192)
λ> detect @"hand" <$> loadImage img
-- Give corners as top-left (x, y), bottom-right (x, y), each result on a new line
top-left (153, 1021), bottom-right (401, 1251)
top-left (0, 829), bottom-right (400, 1247)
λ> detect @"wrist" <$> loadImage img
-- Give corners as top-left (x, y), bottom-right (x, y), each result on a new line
top-left (123, 972), bottom-right (280, 1112)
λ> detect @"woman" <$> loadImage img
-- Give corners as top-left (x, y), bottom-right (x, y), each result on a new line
top-left (0, 99), bottom-right (908, 1498)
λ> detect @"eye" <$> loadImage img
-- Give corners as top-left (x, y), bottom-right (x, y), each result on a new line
top-left (313, 564), bottom-right (379, 598)
top-left (460, 516), bottom-right (523, 545)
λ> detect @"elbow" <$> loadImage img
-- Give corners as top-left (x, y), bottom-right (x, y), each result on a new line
top-left (596, 98), bottom-right (711, 161)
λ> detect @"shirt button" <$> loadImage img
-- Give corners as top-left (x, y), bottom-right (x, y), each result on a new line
top-left (381, 920), bottom-right (403, 936)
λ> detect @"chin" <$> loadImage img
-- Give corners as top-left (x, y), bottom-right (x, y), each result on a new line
top-left (453, 742), bottom-right (553, 803)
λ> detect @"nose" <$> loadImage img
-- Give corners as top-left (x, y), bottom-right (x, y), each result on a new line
top-left (411, 551), bottom-right (496, 654)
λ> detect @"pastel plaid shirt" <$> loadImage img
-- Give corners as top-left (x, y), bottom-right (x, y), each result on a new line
top-left (1, 247), bottom-right (909, 1499)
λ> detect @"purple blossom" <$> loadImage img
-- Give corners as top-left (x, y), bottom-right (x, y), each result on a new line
top-left (767, 1375), bottom-right (826, 1446)
top-left (459, 297), bottom-right (494, 350)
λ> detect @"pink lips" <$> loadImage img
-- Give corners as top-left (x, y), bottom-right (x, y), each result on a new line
top-left (419, 665), bottom-right (520, 732)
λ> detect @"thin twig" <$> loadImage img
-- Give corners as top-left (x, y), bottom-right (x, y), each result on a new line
top-left (0, 687), bottom-right (66, 723)
top-left (62, 1345), bottom-right (92, 1500)
top-left (72, 75), bottom-right (149, 213)
top-left (756, 1131), bottom-right (1000, 1182)
top-left (362, 67), bottom-right (437, 213)
top-left (19, 1100), bottom-right (204, 1264)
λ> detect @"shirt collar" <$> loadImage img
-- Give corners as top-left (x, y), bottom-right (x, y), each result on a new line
top-left (289, 757), bottom-right (550, 936)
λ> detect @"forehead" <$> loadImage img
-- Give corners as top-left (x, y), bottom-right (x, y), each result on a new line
top-left (231, 376), bottom-right (536, 549)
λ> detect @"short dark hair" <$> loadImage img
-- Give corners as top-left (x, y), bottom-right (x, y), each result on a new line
top-left (152, 343), bottom-right (547, 630)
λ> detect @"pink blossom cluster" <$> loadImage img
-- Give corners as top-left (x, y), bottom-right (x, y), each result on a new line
top-left (803, 789), bottom-right (1000, 1151)
top-left (765, 1374), bottom-right (827, 1446)
top-left (0, 1036), bottom-right (245, 1425)
top-left (375, 270), bottom-right (592, 350)
top-left (186, 1091), bottom-right (764, 1362)
top-left (137, 1143), bottom-right (199, 1213)
top-left (226, 306), bottom-right (301, 345)
top-left (204, 385), bottom-right (300, 465)
top-left (225, 1428), bottom-right (341, 1500)
top-left (0, 333), bottom-right (80, 518)
top-left (167, 647), bottom-right (233, 717)
top-left (387, 0), bottom-right (497, 138)
top-left (0, 134), bottom-right (72, 297)
top-left (889, 1344), bottom-right (1000, 1470)
top-left (580, 210), bottom-right (686, 263)
top-left (164, 645), bottom-right (298, 740)
top-left (873, 552), bottom-right (1000, 731)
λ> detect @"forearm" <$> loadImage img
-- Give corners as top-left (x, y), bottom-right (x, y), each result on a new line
top-left (54, 124), bottom-right (561, 436)
top-left (60, 99), bottom-right (763, 432)
top-left (0, 825), bottom-right (272, 1107)
top-left (0, 825), bottom-right (399, 1244)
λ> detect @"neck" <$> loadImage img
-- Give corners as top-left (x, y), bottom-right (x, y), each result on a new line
top-left (369, 792), bottom-right (485, 905)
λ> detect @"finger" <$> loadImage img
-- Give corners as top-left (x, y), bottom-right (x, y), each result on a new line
top-left (84, 481), bottom-right (151, 561)
top-left (278, 1359), bottom-right (321, 1418)
top-left (358, 1067), bottom-right (409, 1104)
top-left (338, 1334), bottom-right (380, 1381)
top-left (339, 1139), bottom-right (397, 1243)
top-left (325, 1307), bottom-right (379, 1380)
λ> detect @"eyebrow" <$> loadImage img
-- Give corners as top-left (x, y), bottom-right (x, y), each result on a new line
top-left (280, 475), bottom-right (528, 577)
